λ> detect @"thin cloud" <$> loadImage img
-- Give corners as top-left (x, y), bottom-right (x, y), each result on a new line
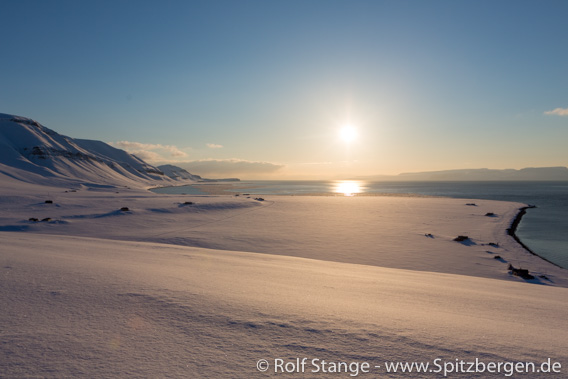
top-left (301, 161), bottom-right (334, 166)
top-left (110, 140), bottom-right (188, 162)
top-left (177, 159), bottom-right (284, 178)
top-left (164, 146), bottom-right (188, 157)
top-left (544, 107), bottom-right (568, 116)
top-left (111, 141), bottom-right (159, 150)
top-left (130, 150), bottom-right (164, 162)
top-left (206, 143), bottom-right (223, 149)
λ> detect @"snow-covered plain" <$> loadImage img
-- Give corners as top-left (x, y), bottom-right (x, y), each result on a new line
top-left (1, 113), bottom-right (567, 378)
top-left (1, 178), bottom-right (567, 377)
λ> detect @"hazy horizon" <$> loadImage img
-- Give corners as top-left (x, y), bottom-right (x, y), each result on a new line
top-left (179, 165), bottom-right (568, 181)
top-left (2, 0), bottom-right (567, 179)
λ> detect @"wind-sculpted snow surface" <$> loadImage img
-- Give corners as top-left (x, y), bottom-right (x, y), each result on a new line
top-left (1, 232), bottom-right (566, 377)
top-left (1, 186), bottom-right (565, 286)
top-left (1, 122), bottom-right (567, 376)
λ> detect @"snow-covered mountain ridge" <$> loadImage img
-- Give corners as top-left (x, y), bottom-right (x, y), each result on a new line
top-left (0, 113), bottom-right (192, 188)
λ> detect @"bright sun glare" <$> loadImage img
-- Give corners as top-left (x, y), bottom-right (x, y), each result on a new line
top-left (334, 180), bottom-right (363, 196)
top-left (339, 124), bottom-right (357, 143)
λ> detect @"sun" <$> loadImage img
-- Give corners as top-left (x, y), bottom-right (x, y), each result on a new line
top-left (339, 124), bottom-right (357, 143)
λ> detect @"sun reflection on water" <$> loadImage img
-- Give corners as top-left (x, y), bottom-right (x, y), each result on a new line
top-left (333, 180), bottom-right (364, 196)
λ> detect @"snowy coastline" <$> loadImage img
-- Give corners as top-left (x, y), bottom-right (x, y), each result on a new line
top-left (154, 182), bottom-right (565, 272)
top-left (507, 205), bottom-right (563, 269)
top-left (1, 181), bottom-right (567, 377)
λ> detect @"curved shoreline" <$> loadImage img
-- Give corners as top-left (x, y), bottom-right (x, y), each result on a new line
top-left (507, 206), bottom-right (563, 269)
top-left (147, 183), bottom-right (566, 270)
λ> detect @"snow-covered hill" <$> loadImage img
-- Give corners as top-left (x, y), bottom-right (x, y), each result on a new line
top-left (157, 164), bottom-right (203, 181)
top-left (0, 113), bottom-right (194, 189)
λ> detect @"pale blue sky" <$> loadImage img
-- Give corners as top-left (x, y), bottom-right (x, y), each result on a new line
top-left (2, 0), bottom-right (567, 178)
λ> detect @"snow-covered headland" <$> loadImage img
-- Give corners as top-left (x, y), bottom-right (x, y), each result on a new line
top-left (1, 114), bottom-right (566, 377)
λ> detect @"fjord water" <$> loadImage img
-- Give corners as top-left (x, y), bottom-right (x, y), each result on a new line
top-left (155, 181), bottom-right (568, 269)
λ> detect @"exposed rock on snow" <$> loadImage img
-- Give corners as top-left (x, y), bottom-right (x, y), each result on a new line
top-left (1, 113), bottom-right (567, 378)
top-left (0, 113), bottom-right (195, 188)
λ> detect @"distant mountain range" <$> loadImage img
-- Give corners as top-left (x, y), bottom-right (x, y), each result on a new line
top-left (355, 167), bottom-right (568, 181)
top-left (156, 164), bottom-right (239, 182)
top-left (0, 113), bottom-right (223, 188)
top-left (3, 113), bottom-right (565, 188)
